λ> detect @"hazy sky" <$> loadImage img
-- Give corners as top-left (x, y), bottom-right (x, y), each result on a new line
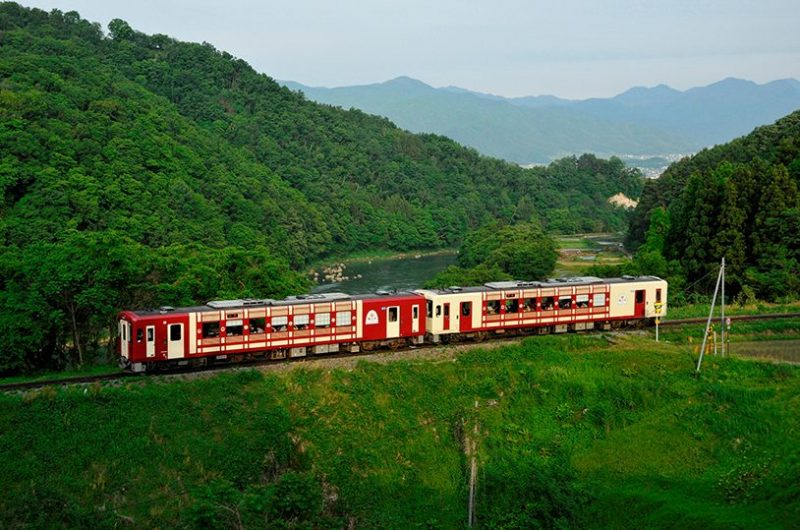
top-left (20, 0), bottom-right (800, 99)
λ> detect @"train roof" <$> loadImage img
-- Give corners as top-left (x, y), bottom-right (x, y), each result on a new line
top-left (124, 276), bottom-right (665, 317)
top-left (417, 275), bottom-right (665, 295)
top-left (127, 290), bottom-right (423, 317)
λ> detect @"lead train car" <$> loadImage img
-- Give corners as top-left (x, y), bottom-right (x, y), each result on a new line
top-left (118, 292), bottom-right (425, 372)
top-left (415, 275), bottom-right (667, 342)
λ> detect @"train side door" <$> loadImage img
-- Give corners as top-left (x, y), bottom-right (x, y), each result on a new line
top-left (386, 306), bottom-right (400, 338)
top-left (634, 290), bottom-right (646, 318)
top-left (146, 325), bottom-right (155, 358)
top-left (443, 303), bottom-right (450, 331)
top-left (119, 320), bottom-right (130, 359)
top-left (167, 323), bottom-right (184, 359)
top-left (460, 302), bottom-right (473, 332)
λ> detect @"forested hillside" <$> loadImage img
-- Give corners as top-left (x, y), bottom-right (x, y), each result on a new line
top-left (627, 110), bottom-right (800, 300)
top-left (0, 3), bottom-right (641, 373)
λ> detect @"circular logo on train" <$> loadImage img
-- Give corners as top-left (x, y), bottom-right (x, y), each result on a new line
top-left (618, 294), bottom-right (628, 305)
top-left (365, 310), bottom-right (379, 325)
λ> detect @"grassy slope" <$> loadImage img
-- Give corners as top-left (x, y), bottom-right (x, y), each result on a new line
top-left (1, 335), bottom-right (799, 528)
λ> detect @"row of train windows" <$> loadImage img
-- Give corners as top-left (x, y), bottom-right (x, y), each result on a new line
top-left (425, 294), bottom-right (607, 319)
top-left (486, 294), bottom-right (602, 314)
top-left (201, 311), bottom-right (353, 338)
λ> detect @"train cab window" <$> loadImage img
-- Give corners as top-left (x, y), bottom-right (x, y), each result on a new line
top-left (436, 305), bottom-right (442, 317)
top-left (315, 313), bottom-right (330, 328)
top-left (136, 329), bottom-right (143, 343)
top-left (170, 325), bottom-right (182, 341)
top-left (249, 317), bottom-right (266, 334)
top-left (226, 319), bottom-right (244, 336)
top-left (462, 303), bottom-right (471, 317)
top-left (426, 300), bottom-right (432, 318)
top-left (147, 328), bottom-right (154, 342)
top-left (413, 306), bottom-right (419, 319)
top-left (335, 311), bottom-right (352, 327)
top-left (523, 298), bottom-right (536, 312)
top-left (635, 291), bottom-right (644, 304)
top-left (271, 316), bottom-right (288, 332)
top-left (294, 314), bottom-right (309, 330)
top-left (486, 300), bottom-right (500, 314)
top-left (505, 299), bottom-right (519, 313)
top-left (656, 289), bottom-right (662, 303)
top-left (388, 307), bottom-right (398, 323)
top-left (541, 297), bottom-right (555, 311)
top-left (558, 297), bottom-right (573, 310)
top-left (202, 321), bottom-right (220, 338)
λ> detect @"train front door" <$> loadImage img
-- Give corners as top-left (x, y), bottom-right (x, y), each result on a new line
top-left (634, 290), bottom-right (646, 318)
top-left (386, 306), bottom-right (400, 338)
top-left (443, 303), bottom-right (451, 331)
top-left (460, 302), bottom-right (473, 332)
top-left (146, 325), bottom-right (155, 358)
top-left (167, 323), bottom-right (184, 359)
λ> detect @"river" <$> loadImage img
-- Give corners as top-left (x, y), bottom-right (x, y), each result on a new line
top-left (310, 252), bottom-right (458, 294)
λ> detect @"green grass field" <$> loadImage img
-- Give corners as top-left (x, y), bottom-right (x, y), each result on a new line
top-left (2, 332), bottom-right (798, 528)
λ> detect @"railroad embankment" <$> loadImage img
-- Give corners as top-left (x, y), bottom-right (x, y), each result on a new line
top-left (1, 332), bottom-right (798, 528)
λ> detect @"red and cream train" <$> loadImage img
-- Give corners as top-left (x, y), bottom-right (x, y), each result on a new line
top-left (118, 276), bottom-right (667, 372)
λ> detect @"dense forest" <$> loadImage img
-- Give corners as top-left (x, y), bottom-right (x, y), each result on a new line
top-left (626, 110), bottom-right (800, 301)
top-left (0, 4), bottom-right (643, 373)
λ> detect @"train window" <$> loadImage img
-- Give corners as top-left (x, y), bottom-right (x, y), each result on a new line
top-left (505, 299), bottom-right (519, 313)
top-left (426, 300), bottom-right (432, 318)
top-left (147, 328), bottom-right (154, 342)
top-left (413, 306), bottom-right (419, 319)
top-left (541, 297), bottom-right (555, 311)
top-left (462, 303), bottom-right (471, 317)
top-left (443, 304), bottom-right (450, 317)
top-left (576, 294), bottom-right (589, 308)
top-left (656, 289), bottom-right (662, 303)
top-left (593, 293), bottom-right (606, 306)
top-left (335, 311), bottom-right (351, 326)
top-left (635, 291), bottom-right (644, 304)
top-left (170, 325), bottom-right (181, 341)
top-left (227, 319), bottom-right (244, 336)
top-left (316, 312), bottom-right (330, 328)
top-left (558, 297), bottom-right (572, 310)
top-left (121, 323), bottom-right (126, 341)
top-left (294, 314), bottom-right (309, 330)
top-left (523, 298), bottom-right (536, 312)
top-left (202, 321), bottom-right (220, 338)
top-left (436, 305), bottom-right (441, 317)
top-left (271, 315), bottom-right (288, 332)
top-left (486, 300), bottom-right (500, 314)
top-left (136, 329), bottom-right (143, 343)
top-left (250, 317), bottom-right (266, 334)
top-left (388, 307), bottom-right (398, 323)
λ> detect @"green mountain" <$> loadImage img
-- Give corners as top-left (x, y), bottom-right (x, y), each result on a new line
top-left (0, 4), bottom-right (643, 373)
top-left (628, 110), bottom-right (800, 300)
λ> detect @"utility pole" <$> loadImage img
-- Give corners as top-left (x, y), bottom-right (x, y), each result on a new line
top-left (696, 258), bottom-right (725, 373)
top-left (467, 400), bottom-right (478, 527)
top-left (720, 257), bottom-right (725, 355)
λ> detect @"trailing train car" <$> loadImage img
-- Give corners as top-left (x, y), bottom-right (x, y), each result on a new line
top-left (414, 276), bottom-right (667, 342)
top-left (118, 291), bottom-right (426, 372)
top-left (118, 276), bottom-right (667, 372)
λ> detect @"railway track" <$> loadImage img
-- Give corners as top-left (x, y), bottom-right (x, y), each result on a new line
top-left (4, 312), bottom-right (799, 392)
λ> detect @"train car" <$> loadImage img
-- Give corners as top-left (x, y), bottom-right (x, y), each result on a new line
top-left (118, 291), bottom-right (426, 372)
top-left (414, 276), bottom-right (667, 342)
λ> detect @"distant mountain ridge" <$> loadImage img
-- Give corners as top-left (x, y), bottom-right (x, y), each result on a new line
top-left (284, 77), bottom-right (800, 165)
